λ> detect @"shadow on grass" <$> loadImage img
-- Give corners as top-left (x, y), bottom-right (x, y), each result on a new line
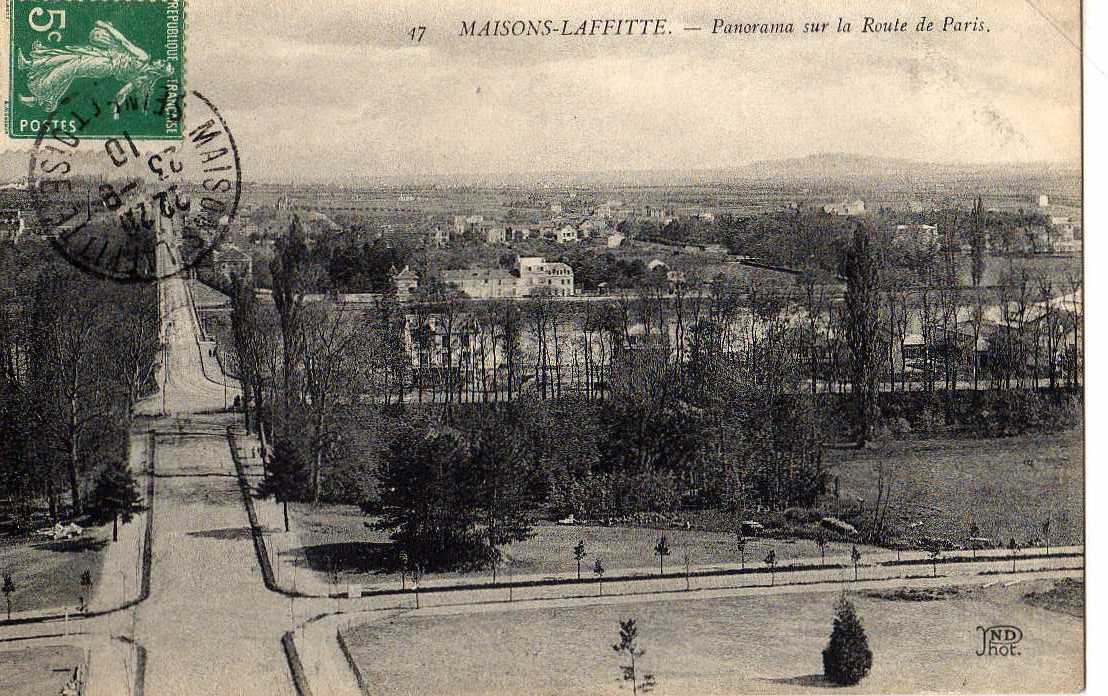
top-left (764, 673), bottom-right (837, 688)
top-left (290, 541), bottom-right (399, 576)
top-left (31, 536), bottom-right (108, 554)
top-left (187, 527), bottom-right (255, 541)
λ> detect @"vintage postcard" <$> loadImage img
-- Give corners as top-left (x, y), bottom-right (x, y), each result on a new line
top-left (0, 0), bottom-right (1086, 694)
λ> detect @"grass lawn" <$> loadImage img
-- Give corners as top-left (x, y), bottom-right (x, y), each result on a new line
top-left (344, 577), bottom-right (1083, 695)
top-left (0, 645), bottom-right (84, 696)
top-left (1023, 577), bottom-right (1083, 618)
top-left (825, 429), bottom-right (1083, 548)
top-left (286, 503), bottom-right (883, 590)
top-left (0, 525), bottom-right (110, 615)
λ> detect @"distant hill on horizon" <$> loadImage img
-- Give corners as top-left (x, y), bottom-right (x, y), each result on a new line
top-left (1, 148), bottom-right (1081, 189)
top-left (735, 152), bottom-right (1080, 183)
top-left (335, 152), bottom-right (1081, 189)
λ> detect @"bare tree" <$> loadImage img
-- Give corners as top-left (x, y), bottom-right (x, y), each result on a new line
top-left (970, 196), bottom-right (987, 288)
top-left (27, 271), bottom-right (115, 516)
top-left (299, 300), bottom-right (374, 503)
top-left (104, 284), bottom-right (160, 424)
top-left (968, 292), bottom-right (987, 390)
top-left (270, 215), bottom-right (317, 425)
top-left (1063, 273), bottom-right (1082, 388)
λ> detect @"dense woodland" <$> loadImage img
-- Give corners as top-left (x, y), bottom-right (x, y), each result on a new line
top-left (0, 243), bottom-right (159, 527)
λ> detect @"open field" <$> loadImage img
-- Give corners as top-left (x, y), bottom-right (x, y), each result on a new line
top-left (0, 526), bottom-right (110, 614)
top-left (825, 429), bottom-right (1083, 549)
top-left (0, 645), bottom-right (84, 696)
top-left (343, 577), bottom-right (1083, 695)
top-left (285, 504), bottom-right (884, 590)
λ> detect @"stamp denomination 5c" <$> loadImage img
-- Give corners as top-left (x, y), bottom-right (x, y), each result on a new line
top-left (7, 0), bottom-right (184, 139)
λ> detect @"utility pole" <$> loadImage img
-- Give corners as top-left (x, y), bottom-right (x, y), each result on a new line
top-left (162, 320), bottom-right (174, 416)
top-left (161, 337), bottom-right (168, 416)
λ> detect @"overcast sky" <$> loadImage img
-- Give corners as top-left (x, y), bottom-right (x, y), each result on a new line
top-left (2, 0), bottom-right (1082, 182)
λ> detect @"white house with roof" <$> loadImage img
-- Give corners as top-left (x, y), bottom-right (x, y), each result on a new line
top-left (391, 265), bottom-right (419, 299)
top-left (453, 215), bottom-right (485, 235)
top-left (210, 244), bottom-right (253, 283)
top-left (518, 256), bottom-right (574, 296)
top-left (428, 227), bottom-right (451, 247)
top-left (555, 225), bottom-right (578, 244)
top-left (440, 268), bottom-right (520, 299)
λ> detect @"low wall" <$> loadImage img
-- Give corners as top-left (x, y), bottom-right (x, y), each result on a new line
top-left (281, 631), bottom-right (314, 696)
top-left (226, 428), bottom-right (281, 594)
top-left (335, 628), bottom-right (370, 696)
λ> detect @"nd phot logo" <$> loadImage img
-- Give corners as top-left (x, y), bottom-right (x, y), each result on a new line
top-left (976, 625), bottom-right (1023, 656)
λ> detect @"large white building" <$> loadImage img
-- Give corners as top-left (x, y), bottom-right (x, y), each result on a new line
top-left (453, 215), bottom-right (484, 235)
top-left (518, 256), bottom-right (574, 296)
top-left (440, 268), bottom-right (520, 298)
top-left (433, 257), bottom-right (575, 299)
top-left (554, 225), bottom-right (578, 244)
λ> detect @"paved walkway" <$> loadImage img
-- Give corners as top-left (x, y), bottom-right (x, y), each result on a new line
top-left (289, 615), bottom-right (364, 696)
top-left (85, 636), bottom-right (138, 696)
top-left (88, 431), bottom-right (151, 613)
top-left (124, 420), bottom-right (293, 696)
top-left (341, 566), bottom-right (1085, 621)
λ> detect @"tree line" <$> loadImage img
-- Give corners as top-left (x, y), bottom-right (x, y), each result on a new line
top-left (301, 223), bottom-right (1082, 418)
top-left (0, 243), bottom-right (158, 525)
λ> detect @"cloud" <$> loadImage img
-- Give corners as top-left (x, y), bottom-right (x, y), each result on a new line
top-left (4, 0), bottom-right (1076, 182)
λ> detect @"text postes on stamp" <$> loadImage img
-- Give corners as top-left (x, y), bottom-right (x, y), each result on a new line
top-left (7, 0), bottom-right (184, 139)
top-left (26, 90), bottom-right (240, 283)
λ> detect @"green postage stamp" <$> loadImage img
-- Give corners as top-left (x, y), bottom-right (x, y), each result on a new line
top-left (6, 0), bottom-right (184, 139)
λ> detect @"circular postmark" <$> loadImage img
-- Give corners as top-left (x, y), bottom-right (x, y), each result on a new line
top-left (25, 89), bottom-right (241, 283)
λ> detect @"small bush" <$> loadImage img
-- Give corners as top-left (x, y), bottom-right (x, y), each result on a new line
top-left (822, 596), bottom-right (873, 686)
top-left (890, 416), bottom-right (912, 438)
top-left (915, 407), bottom-right (943, 434)
top-left (784, 507), bottom-right (821, 525)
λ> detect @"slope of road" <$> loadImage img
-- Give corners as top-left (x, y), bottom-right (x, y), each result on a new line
top-left (136, 274), bottom-right (240, 417)
top-left (120, 268), bottom-right (291, 695)
top-left (116, 423), bottom-right (293, 696)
